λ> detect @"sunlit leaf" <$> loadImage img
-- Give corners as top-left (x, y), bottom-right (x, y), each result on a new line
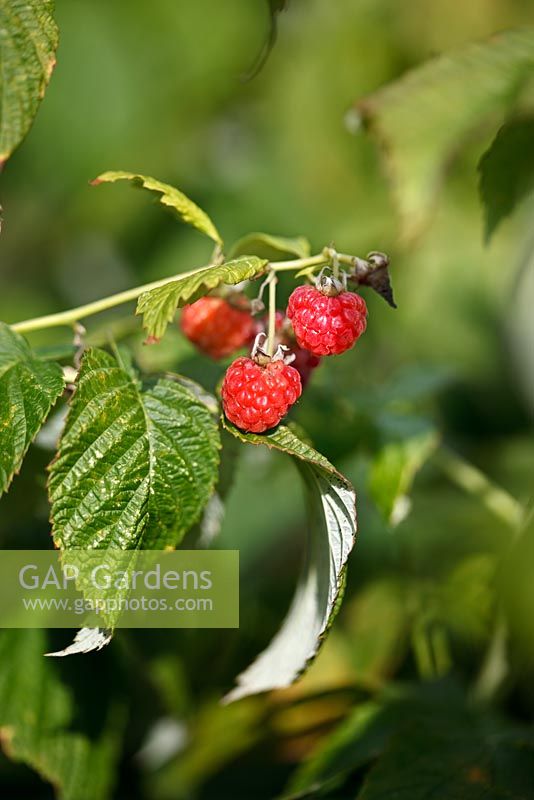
top-left (91, 171), bottom-right (223, 245)
top-left (0, 322), bottom-right (64, 496)
top-left (0, 0), bottom-right (58, 165)
top-left (46, 627), bottom-right (113, 657)
top-left (222, 420), bottom-right (356, 702)
top-left (49, 348), bottom-right (220, 550)
top-left (356, 28), bottom-right (534, 240)
top-left (136, 255), bottom-right (267, 341)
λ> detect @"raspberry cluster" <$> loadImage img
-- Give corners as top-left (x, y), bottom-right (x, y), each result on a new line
top-left (179, 269), bottom-right (372, 433)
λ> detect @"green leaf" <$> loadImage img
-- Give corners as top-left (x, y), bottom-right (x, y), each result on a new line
top-left (285, 682), bottom-right (533, 800)
top-left (0, 0), bottom-right (58, 165)
top-left (91, 171), bottom-right (223, 245)
top-left (49, 348), bottom-right (220, 550)
top-left (0, 629), bottom-right (125, 800)
top-left (357, 28), bottom-right (534, 240)
top-left (229, 231), bottom-right (311, 261)
top-left (284, 683), bottom-right (467, 799)
top-left (479, 116), bottom-right (534, 241)
top-left (193, 430), bottom-right (242, 548)
top-left (0, 321), bottom-right (64, 496)
top-left (285, 699), bottom-right (393, 799)
top-left (222, 420), bottom-right (356, 702)
top-left (368, 430), bottom-right (439, 525)
top-left (358, 724), bottom-right (534, 800)
top-left (137, 255), bottom-right (267, 341)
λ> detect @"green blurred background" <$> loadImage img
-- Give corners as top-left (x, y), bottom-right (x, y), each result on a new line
top-left (1, 1), bottom-right (534, 798)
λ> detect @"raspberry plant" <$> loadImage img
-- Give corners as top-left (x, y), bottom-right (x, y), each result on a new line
top-left (2, 170), bottom-right (394, 687)
top-left (3, 3), bottom-right (534, 799)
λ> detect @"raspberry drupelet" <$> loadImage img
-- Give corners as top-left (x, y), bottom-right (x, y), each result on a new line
top-left (222, 354), bottom-right (302, 433)
top-left (287, 283), bottom-right (367, 357)
top-left (181, 296), bottom-right (254, 360)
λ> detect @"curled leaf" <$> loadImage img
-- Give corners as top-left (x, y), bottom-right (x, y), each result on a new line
top-left (92, 171), bottom-right (223, 245)
top-left (222, 421), bottom-right (356, 702)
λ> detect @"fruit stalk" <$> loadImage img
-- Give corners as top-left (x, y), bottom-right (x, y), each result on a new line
top-left (267, 274), bottom-right (277, 357)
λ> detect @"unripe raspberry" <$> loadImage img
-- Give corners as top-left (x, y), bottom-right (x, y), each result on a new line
top-left (287, 284), bottom-right (367, 356)
top-left (181, 296), bottom-right (255, 360)
top-left (222, 356), bottom-right (302, 433)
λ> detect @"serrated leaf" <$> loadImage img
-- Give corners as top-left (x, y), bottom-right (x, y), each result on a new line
top-left (46, 627), bottom-right (113, 657)
top-left (356, 28), bottom-right (534, 240)
top-left (92, 171), bottom-right (223, 245)
top-left (229, 231), bottom-right (311, 261)
top-left (0, 322), bottom-right (64, 496)
top-left (0, 0), bottom-right (58, 165)
top-left (0, 629), bottom-right (125, 800)
top-left (479, 116), bottom-right (534, 241)
top-left (368, 430), bottom-right (439, 525)
top-left (222, 420), bottom-right (356, 703)
top-left (137, 255), bottom-right (267, 341)
top-left (49, 348), bottom-right (220, 550)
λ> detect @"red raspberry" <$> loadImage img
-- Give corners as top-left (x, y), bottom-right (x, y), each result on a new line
top-left (287, 285), bottom-right (367, 356)
top-left (222, 356), bottom-right (302, 433)
top-left (181, 296), bottom-right (255, 359)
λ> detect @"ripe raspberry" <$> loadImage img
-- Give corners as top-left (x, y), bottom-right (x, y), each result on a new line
top-left (222, 356), bottom-right (302, 433)
top-left (287, 284), bottom-right (367, 356)
top-left (181, 296), bottom-right (255, 360)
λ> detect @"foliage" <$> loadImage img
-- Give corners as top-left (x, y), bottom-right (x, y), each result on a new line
top-left (137, 255), bottom-right (267, 341)
top-left (357, 27), bottom-right (534, 239)
top-left (222, 420), bottom-right (356, 702)
top-left (0, 0), bottom-right (58, 165)
top-left (1, 2), bottom-right (534, 799)
top-left (49, 348), bottom-right (221, 550)
top-left (0, 322), bottom-right (64, 496)
top-left (479, 116), bottom-right (534, 240)
top-left (0, 629), bottom-right (125, 800)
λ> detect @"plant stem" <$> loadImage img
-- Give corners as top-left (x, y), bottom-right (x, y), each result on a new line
top-left (10, 252), bottom-right (331, 335)
top-left (435, 447), bottom-right (523, 530)
top-left (267, 274), bottom-right (277, 357)
top-left (271, 253), bottom-right (328, 272)
top-left (10, 270), bottom-right (201, 334)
